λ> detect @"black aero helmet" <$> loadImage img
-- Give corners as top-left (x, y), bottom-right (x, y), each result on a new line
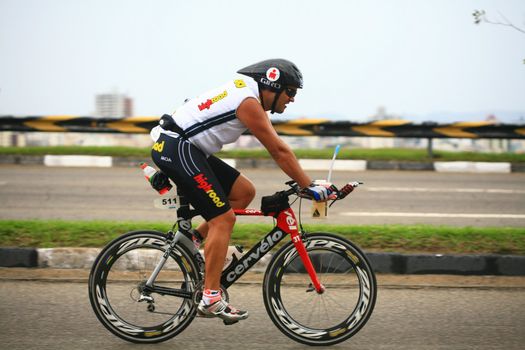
top-left (237, 58), bottom-right (303, 91)
top-left (237, 59), bottom-right (303, 113)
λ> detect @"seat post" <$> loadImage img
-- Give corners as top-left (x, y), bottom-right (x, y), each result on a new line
top-left (175, 187), bottom-right (193, 233)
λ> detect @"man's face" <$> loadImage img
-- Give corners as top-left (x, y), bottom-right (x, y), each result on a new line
top-left (273, 87), bottom-right (297, 114)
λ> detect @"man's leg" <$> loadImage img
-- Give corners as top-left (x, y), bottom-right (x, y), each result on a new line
top-left (195, 174), bottom-right (255, 238)
top-left (198, 207), bottom-right (248, 322)
top-left (228, 174), bottom-right (256, 208)
top-left (202, 209), bottom-right (236, 290)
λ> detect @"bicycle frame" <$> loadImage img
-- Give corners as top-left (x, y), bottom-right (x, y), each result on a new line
top-left (222, 208), bottom-right (324, 293)
top-left (145, 193), bottom-right (325, 295)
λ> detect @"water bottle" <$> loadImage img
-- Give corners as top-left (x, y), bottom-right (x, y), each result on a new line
top-left (223, 245), bottom-right (243, 271)
top-left (140, 162), bottom-right (172, 195)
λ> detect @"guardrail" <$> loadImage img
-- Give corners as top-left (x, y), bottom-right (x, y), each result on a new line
top-left (1, 116), bottom-right (524, 139)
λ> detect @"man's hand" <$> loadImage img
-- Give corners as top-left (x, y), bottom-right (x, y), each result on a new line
top-left (301, 183), bottom-right (337, 201)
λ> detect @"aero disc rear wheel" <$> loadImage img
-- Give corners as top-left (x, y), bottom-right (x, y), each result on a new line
top-left (263, 232), bottom-right (377, 346)
top-left (88, 230), bottom-right (200, 343)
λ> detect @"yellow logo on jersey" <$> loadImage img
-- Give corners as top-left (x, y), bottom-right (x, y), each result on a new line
top-left (152, 141), bottom-right (164, 152)
top-left (211, 90), bottom-right (228, 103)
top-left (234, 79), bottom-right (246, 88)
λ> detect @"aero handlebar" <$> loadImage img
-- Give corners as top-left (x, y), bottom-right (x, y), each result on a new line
top-left (284, 180), bottom-right (364, 201)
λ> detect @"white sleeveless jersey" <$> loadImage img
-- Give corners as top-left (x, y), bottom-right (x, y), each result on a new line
top-left (150, 76), bottom-right (260, 156)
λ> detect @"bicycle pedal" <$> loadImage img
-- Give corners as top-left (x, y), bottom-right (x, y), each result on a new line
top-left (222, 319), bottom-right (239, 326)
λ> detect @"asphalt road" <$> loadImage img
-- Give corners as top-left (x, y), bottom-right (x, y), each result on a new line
top-left (0, 165), bottom-right (524, 226)
top-left (1, 276), bottom-right (524, 350)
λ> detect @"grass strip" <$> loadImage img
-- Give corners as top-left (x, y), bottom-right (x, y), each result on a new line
top-left (1, 220), bottom-right (523, 255)
top-left (1, 146), bottom-right (524, 163)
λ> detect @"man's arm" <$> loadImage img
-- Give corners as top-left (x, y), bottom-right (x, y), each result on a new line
top-left (236, 97), bottom-right (311, 188)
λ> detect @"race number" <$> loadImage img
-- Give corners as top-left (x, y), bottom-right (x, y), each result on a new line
top-left (153, 196), bottom-right (178, 209)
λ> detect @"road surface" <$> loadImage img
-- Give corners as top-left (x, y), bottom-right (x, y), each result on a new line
top-left (0, 165), bottom-right (524, 226)
top-left (0, 273), bottom-right (524, 350)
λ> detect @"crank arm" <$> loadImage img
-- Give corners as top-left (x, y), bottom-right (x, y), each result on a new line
top-left (143, 285), bottom-right (193, 299)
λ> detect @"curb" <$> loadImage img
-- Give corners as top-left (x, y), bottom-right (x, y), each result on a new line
top-left (367, 160), bottom-right (434, 171)
top-left (0, 154), bottom-right (522, 173)
top-left (0, 248), bottom-right (38, 268)
top-left (1, 247), bottom-right (524, 276)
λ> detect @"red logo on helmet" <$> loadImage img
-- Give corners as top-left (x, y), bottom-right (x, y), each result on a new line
top-left (266, 67), bottom-right (280, 82)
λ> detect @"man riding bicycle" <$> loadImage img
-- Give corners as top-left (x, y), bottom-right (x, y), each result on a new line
top-left (150, 59), bottom-right (331, 323)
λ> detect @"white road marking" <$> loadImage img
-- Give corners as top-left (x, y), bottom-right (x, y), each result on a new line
top-left (44, 155), bottom-right (112, 167)
top-left (340, 212), bottom-right (525, 219)
top-left (365, 187), bottom-right (525, 194)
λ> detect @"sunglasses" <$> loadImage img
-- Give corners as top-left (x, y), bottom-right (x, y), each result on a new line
top-left (284, 87), bottom-right (297, 98)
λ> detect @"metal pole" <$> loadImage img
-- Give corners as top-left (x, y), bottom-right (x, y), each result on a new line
top-left (427, 138), bottom-right (433, 158)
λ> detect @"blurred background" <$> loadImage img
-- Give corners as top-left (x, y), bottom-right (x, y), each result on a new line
top-left (0, 0), bottom-right (524, 151)
top-left (1, 4), bottom-right (524, 348)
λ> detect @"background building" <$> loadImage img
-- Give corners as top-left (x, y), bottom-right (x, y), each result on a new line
top-left (1, 93), bottom-right (154, 147)
top-left (95, 93), bottom-right (133, 118)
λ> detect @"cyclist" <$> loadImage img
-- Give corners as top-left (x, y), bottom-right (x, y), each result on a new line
top-left (150, 58), bottom-right (331, 323)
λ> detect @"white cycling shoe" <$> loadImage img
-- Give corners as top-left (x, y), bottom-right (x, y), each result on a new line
top-left (197, 298), bottom-right (249, 325)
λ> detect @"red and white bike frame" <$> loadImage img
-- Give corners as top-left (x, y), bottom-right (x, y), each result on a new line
top-left (223, 208), bottom-right (324, 293)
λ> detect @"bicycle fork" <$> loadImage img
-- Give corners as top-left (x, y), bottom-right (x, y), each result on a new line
top-left (279, 209), bottom-right (325, 294)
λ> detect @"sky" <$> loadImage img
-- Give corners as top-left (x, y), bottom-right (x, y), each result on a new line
top-left (0, 0), bottom-right (524, 123)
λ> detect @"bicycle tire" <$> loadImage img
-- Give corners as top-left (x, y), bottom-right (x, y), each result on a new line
top-left (262, 232), bottom-right (377, 346)
top-left (88, 230), bottom-right (201, 343)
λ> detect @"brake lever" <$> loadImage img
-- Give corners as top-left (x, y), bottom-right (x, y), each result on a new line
top-left (285, 180), bottom-right (302, 196)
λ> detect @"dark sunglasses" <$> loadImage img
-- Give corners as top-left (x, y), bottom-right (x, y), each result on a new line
top-left (284, 87), bottom-right (297, 98)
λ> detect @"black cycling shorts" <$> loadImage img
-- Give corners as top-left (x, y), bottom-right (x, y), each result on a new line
top-left (151, 133), bottom-right (240, 221)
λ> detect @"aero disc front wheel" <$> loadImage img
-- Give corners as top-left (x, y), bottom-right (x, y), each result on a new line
top-left (88, 230), bottom-right (200, 343)
top-left (263, 232), bottom-right (377, 346)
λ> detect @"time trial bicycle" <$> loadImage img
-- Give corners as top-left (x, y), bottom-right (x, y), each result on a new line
top-left (88, 180), bottom-right (377, 346)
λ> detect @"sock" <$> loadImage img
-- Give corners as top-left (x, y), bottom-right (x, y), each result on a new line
top-left (202, 289), bottom-right (221, 305)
